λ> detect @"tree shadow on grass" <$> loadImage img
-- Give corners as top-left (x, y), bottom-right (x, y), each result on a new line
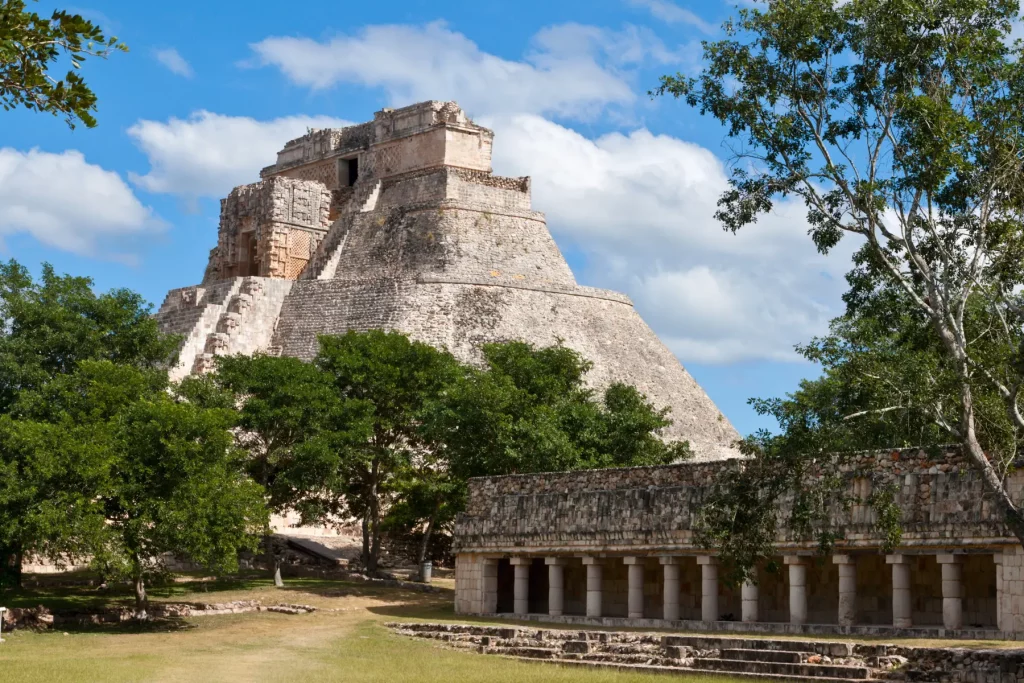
top-left (277, 578), bottom-right (455, 605)
top-left (20, 616), bottom-right (198, 636)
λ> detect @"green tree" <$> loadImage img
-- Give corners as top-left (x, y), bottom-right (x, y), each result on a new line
top-left (1, 0), bottom-right (127, 128)
top-left (3, 361), bottom-right (267, 618)
top-left (697, 276), bottom-right (1020, 581)
top-left (430, 341), bottom-right (690, 481)
top-left (212, 354), bottom-right (358, 587)
top-left (312, 331), bottom-right (462, 575)
top-left (410, 341), bottom-right (689, 572)
top-left (658, 0), bottom-right (1024, 549)
top-left (0, 260), bottom-right (177, 588)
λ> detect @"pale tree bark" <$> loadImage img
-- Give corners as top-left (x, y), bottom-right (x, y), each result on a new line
top-left (132, 556), bottom-right (148, 621)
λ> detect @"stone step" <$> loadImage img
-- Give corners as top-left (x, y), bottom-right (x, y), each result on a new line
top-left (721, 648), bottom-right (805, 663)
top-left (484, 646), bottom-right (558, 659)
top-left (511, 658), bottom-right (876, 682)
top-left (692, 657), bottom-right (871, 680)
top-left (664, 635), bottom-right (853, 657)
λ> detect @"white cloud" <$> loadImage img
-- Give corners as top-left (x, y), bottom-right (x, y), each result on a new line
top-left (153, 47), bottom-right (193, 78)
top-left (486, 114), bottom-right (858, 364)
top-left (248, 21), bottom-right (664, 119)
top-left (127, 112), bottom-right (351, 197)
top-left (628, 0), bottom-right (718, 33)
top-left (0, 148), bottom-right (160, 262)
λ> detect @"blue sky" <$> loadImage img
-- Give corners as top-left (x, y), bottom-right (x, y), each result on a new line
top-left (0, 0), bottom-right (859, 436)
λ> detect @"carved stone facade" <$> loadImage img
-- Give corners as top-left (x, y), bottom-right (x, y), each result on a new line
top-left (203, 177), bottom-right (331, 283)
top-left (156, 100), bottom-right (739, 460)
top-left (453, 447), bottom-right (1024, 639)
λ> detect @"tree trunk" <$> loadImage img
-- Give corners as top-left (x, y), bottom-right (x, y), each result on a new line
top-left (0, 544), bottom-right (22, 591)
top-left (360, 516), bottom-right (370, 571)
top-left (365, 459), bottom-right (382, 576)
top-left (416, 508), bottom-right (438, 580)
top-left (264, 533), bottom-right (284, 588)
top-left (133, 561), bottom-right (148, 621)
top-left (957, 377), bottom-right (1024, 547)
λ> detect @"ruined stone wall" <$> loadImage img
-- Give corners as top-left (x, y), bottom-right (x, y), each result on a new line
top-left (375, 169), bottom-right (532, 214)
top-left (454, 448), bottom-right (1016, 555)
top-left (204, 177), bottom-right (331, 283)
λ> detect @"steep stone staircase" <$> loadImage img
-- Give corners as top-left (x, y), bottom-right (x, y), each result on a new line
top-left (387, 623), bottom-right (910, 681)
top-left (164, 279), bottom-right (244, 382)
top-left (303, 179), bottom-right (382, 281)
top-left (189, 277), bottom-right (293, 374)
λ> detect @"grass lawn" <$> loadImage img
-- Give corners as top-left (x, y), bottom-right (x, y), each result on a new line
top-left (0, 574), bottom-right (1015, 682)
top-left (0, 574), bottom-right (742, 683)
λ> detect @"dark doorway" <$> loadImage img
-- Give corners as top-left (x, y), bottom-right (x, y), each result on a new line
top-left (242, 231), bottom-right (259, 276)
top-left (528, 558), bottom-right (549, 614)
top-left (347, 158), bottom-right (359, 186)
top-left (496, 559), bottom-right (514, 613)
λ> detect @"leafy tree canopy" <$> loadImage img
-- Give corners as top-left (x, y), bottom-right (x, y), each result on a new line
top-left (430, 340), bottom-right (690, 480)
top-left (657, 0), bottom-right (1024, 566)
top-left (1, 361), bottom-right (267, 616)
top-left (0, 0), bottom-right (127, 128)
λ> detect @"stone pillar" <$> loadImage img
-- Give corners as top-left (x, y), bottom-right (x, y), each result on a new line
top-left (511, 557), bottom-right (531, 616)
top-left (833, 555), bottom-right (856, 627)
top-left (785, 556), bottom-right (808, 626)
top-left (995, 553), bottom-right (1007, 633)
top-left (887, 554), bottom-right (912, 628)
top-left (624, 557), bottom-right (645, 619)
top-left (938, 554), bottom-right (963, 631)
top-left (698, 556), bottom-right (719, 622)
top-left (660, 557), bottom-right (681, 622)
top-left (737, 579), bottom-right (757, 623)
top-left (546, 558), bottom-right (568, 617)
top-left (583, 557), bottom-right (603, 618)
top-left (482, 558), bottom-right (499, 614)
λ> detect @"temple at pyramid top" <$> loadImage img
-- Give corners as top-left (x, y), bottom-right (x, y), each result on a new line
top-left (159, 101), bottom-right (741, 460)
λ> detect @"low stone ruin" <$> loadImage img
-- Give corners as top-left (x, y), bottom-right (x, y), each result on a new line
top-left (1, 600), bottom-right (317, 631)
top-left (387, 622), bottom-right (1024, 682)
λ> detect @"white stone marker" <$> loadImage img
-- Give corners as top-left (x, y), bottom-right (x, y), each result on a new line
top-left (698, 556), bottom-right (719, 622)
top-left (741, 580), bottom-right (759, 623)
top-left (583, 557), bottom-right (603, 618)
top-left (546, 558), bottom-right (568, 617)
top-left (511, 557), bottom-right (531, 616)
top-left (624, 557), bottom-right (645, 619)
top-left (834, 555), bottom-right (857, 628)
top-left (887, 554), bottom-right (912, 628)
top-left (938, 554), bottom-right (964, 630)
top-left (660, 557), bottom-right (681, 622)
top-left (0, 606), bottom-right (6, 643)
top-left (785, 556), bottom-right (808, 626)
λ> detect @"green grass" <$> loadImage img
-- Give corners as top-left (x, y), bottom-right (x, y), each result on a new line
top-left (0, 574), bottom-right (1014, 682)
top-left (0, 575), bottom-right (742, 683)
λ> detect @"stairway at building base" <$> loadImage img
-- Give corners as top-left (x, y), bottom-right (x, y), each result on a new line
top-left (386, 622), bottom-right (1024, 682)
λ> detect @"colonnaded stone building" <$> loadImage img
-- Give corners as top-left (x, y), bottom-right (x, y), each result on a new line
top-left (155, 100), bottom-right (738, 461)
top-left (453, 448), bottom-right (1024, 639)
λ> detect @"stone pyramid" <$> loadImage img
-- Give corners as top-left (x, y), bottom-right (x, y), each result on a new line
top-left (155, 101), bottom-right (740, 460)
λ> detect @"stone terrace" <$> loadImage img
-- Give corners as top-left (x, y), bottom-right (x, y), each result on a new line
top-left (453, 448), bottom-right (1024, 639)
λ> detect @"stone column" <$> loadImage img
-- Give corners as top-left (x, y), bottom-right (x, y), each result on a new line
top-left (660, 557), bottom-right (681, 622)
top-left (583, 557), bottom-right (603, 618)
top-left (482, 558), bottom-right (499, 614)
top-left (833, 555), bottom-right (856, 628)
top-left (511, 557), bottom-right (531, 616)
top-left (698, 556), bottom-right (719, 622)
top-left (785, 556), bottom-right (808, 626)
top-left (995, 553), bottom-right (1007, 633)
top-left (624, 557), bottom-right (645, 619)
top-left (546, 558), bottom-right (568, 617)
top-left (938, 554), bottom-right (963, 630)
top-left (887, 554), bottom-right (912, 628)
top-left (741, 580), bottom-right (759, 623)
